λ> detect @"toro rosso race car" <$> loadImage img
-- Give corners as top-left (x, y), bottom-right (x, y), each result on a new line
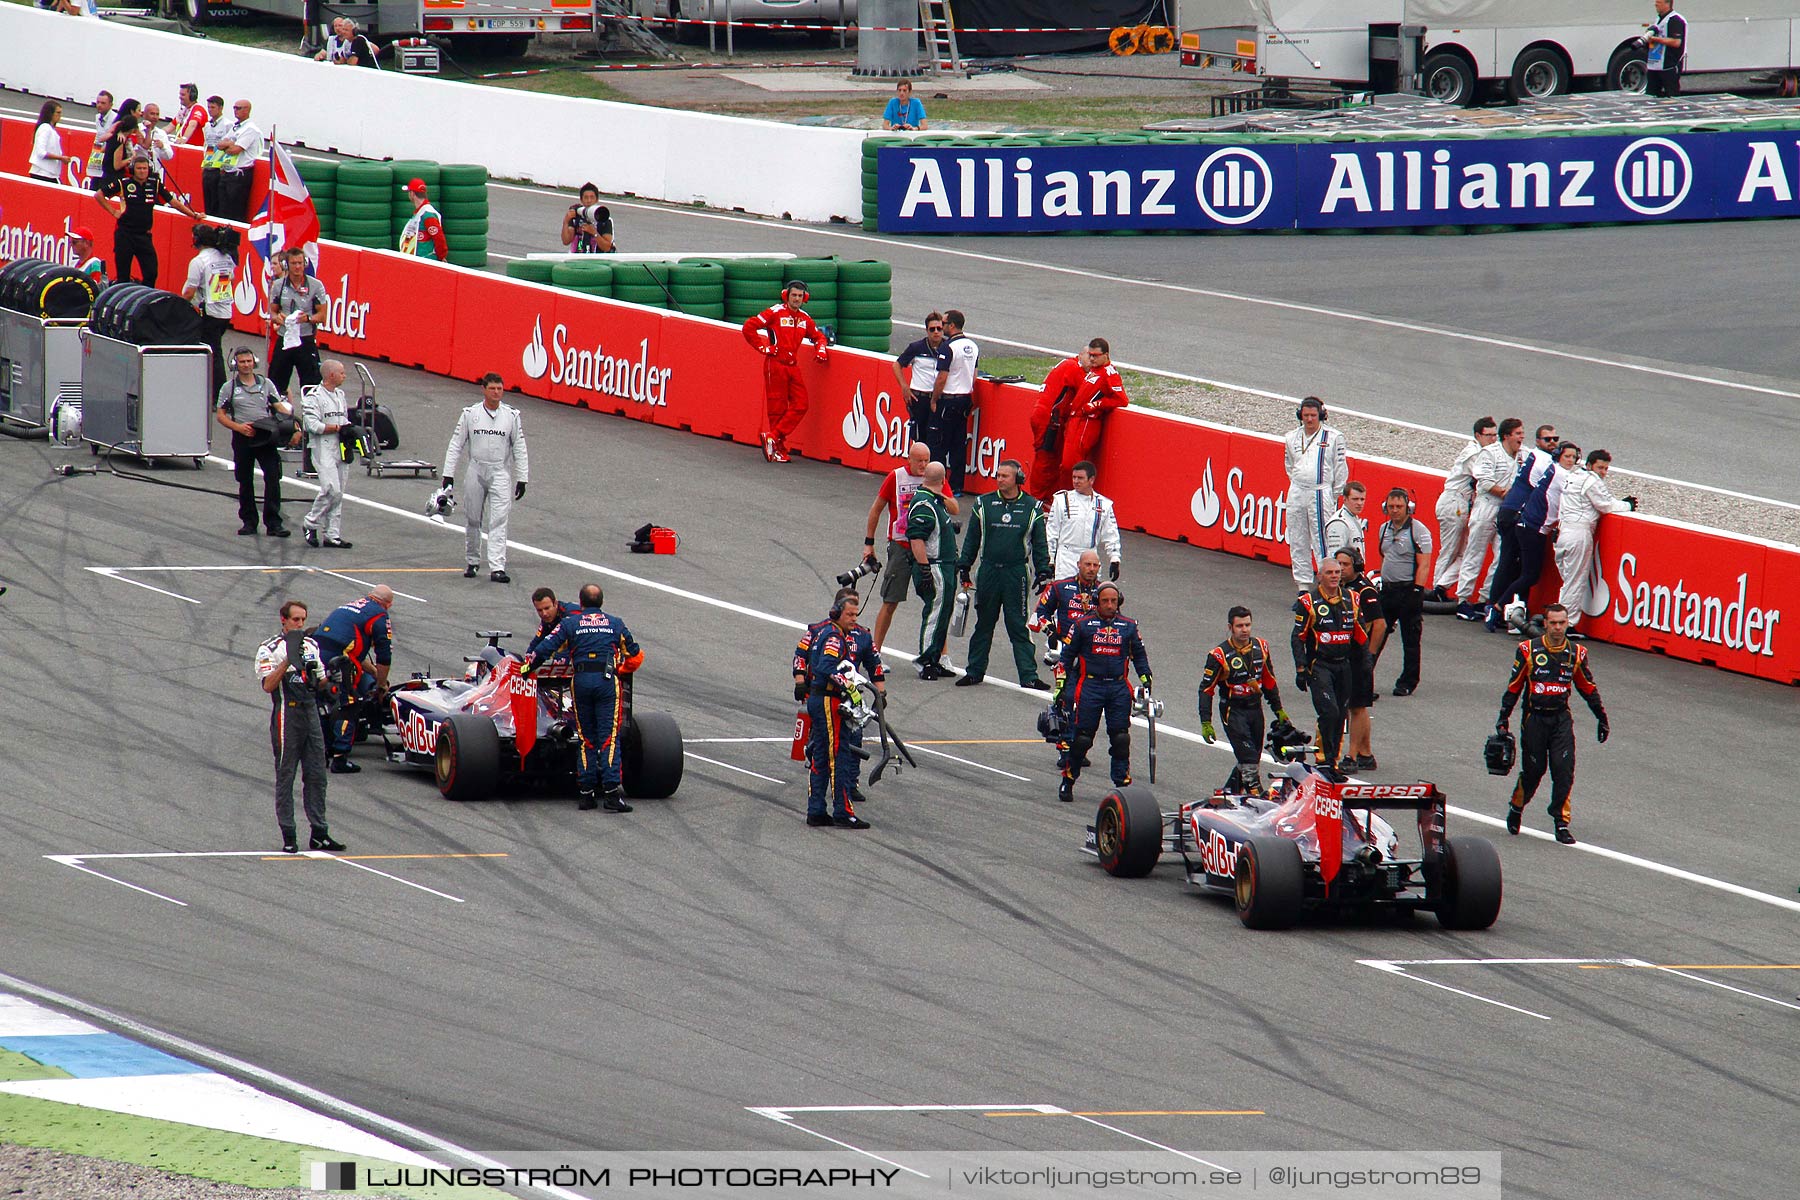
top-left (1082, 760), bottom-right (1501, 931)
top-left (386, 632), bottom-right (684, 802)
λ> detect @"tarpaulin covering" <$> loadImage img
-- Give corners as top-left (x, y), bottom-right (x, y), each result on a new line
top-left (954, 0), bottom-right (1170, 57)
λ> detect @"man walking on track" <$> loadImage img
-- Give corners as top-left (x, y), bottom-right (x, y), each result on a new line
top-left (742, 280), bottom-right (829, 464)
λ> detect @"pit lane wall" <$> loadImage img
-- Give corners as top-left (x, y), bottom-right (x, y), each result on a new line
top-left (0, 3), bottom-right (863, 223)
top-left (3, 171), bottom-right (1793, 687)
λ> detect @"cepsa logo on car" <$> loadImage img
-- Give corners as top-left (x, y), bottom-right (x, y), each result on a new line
top-left (1337, 783), bottom-right (1432, 800)
top-left (394, 705), bottom-right (440, 756)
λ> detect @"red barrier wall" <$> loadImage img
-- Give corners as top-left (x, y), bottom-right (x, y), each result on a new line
top-left (3, 171), bottom-right (1792, 686)
top-left (3, 115), bottom-right (268, 220)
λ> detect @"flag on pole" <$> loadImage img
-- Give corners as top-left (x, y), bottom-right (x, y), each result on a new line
top-left (245, 132), bottom-right (322, 316)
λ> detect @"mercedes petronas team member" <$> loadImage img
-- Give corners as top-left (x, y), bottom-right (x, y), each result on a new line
top-left (956, 460), bottom-right (1051, 690)
top-left (1429, 417), bottom-right (1497, 602)
top-left (1045, 461), bottom-right (1122, 582)
top-left (1555, 450), bottom-right (1634, 637)
top-left (1035, 549), bottom-right (1103, 776)
top-left (255, 599), bottom-right (345, 855)
top-left (300, 360), bottom-right (354, 550)
top-left (1283, 397), bottom-right (1349, 592)
top-left (1198, 605), bottom-right (1291, 796)
top-left (443, 373), bottom-right (529, 584)
top-left (1054, 583), bottom-right (1151, 804)
top-left (1291, 557), bottom-right (1369, 773)
top-left (742, 280), bottom-right (829, 464)
top-left (906, 462), bottom-right (959, 681)
top-left (313, 586), bottom-right (395, 775)
top-left (1497, 603), bottom-right (1609, 845)
top-left (523, 583), bottom-right (643, 812)
top-left (1456, 418), bottom-right (1526, 620)
top-left (804, 591), bottom-right (884, 829)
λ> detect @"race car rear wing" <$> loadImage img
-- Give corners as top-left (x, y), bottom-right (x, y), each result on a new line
top-left (1332, 780), bottom-right (1447, 864)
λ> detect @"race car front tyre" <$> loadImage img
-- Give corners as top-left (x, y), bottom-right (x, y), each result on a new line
top-left (1435, 835), bottom-right (1503, 930)
top-left (1094, 785), bottom-right (1161, 877)
top-left (1235, 837), bottom-right (1304, 930)
top-left (436, 713), bottom-right (501, 802)
top-left (622, 710), bottom-right (685, 799)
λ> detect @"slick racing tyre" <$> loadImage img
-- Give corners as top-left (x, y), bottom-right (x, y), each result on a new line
top-left (623, 711), bottom-right (684, 799)
top-left (435, 713), bottom-right (501, 801)
top-left (1235, 837), bottom-right (1304, 929)
top-left (1435, 835), bottom-right (1503, 930)
top-left (1094, 785), bottom-right (1161, 877)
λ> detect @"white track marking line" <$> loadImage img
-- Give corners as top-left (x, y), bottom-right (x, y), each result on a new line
top-left (1635, 961), bottom-right (1800, 1013)
top-left (1058, 1108), bottom-right (1233, 1173)
top-left (745, 1108), bottom-right (929, 1178)
top-left (86, 564), bottom-right (429, 602)
top-left (44, 850), bottom-right (463, 904)
top-left (907, 744), bottom-right (1029, 782)
top-left (762, 1104), bottom-right (1061, 1114)
top-left (85, 567), bottom-right (201, 604)
top-left (322, 853), bottom-right (464, 903)
top-left (43, 856), bottom-right (188, 906)
top-left (1357, 960), bottom-right (1555, 1021)
top-left (0, 971), bottom-right (588, 1200)
top-left (216, 457), bottom-right (1800, 917)
top-left (686, 753), bottom-right (786, 785)
top-left (686, 737), bottom-right (791, 743)
top-left (303, 566), bottom-right (430, 604)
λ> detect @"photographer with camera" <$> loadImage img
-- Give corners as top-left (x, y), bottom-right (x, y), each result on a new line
top-left (216, 347), bottom-right (297, 538)
top-left (861, 442), bottom-right (959, 652)
top-left (561, 183), bottom-right (615, 254)
top-left (182, 224), bottom-right (238, 398)
top-left (256, 599), bottom-right (345, 855)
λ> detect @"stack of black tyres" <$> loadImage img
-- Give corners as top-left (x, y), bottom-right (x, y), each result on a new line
top-left (88, 282), bottom-right (202, 345)
top-left (0, 257), bottom-right (100, 318)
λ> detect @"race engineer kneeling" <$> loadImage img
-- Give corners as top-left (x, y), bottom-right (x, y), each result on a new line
top-left (1496, 602), bottom-right (1608, 845)
top-left (522, 583), bottom-right (643, 813)
top-left (805, 591), bottom-right (885, 829)
top-left (1198, 605), bottom-right (1292, 797)
top-left (1054, 582), bottom-right (1151, 805)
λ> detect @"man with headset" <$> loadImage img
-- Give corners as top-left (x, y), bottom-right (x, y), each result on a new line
top-left (741, 280), bottom-right (829, 464)
top-left (1283, 397), bottom-right (1349, 592)
top-left (1372, 487), bottom-right (1434, 697)
top-left (1054, 581), bottom-right (1151, 804)
top-left (803, 590), bottom-right (885, 828)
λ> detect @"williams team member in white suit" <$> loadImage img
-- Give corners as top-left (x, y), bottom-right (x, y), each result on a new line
top-left (1045, 460), bottom-right (1122, 581)
top-left (1455, 418), bottom-right (1526, 620)
top-left (443, 372), bottom-right (529, 583)
top-left (1555, 448), bottom-right (1632, 635)
top-left (1283, 396), bottom-right (1348, 591)
top-left (1431, 416), bottom-right (1496, 600)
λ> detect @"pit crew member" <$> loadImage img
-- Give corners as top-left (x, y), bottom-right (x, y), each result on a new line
top-left (1336, 547), bottom-right (1385, 773)
top-left (1430, 416), bottom-right (1496, 602)
top-left (529, 588), bottom-right (580, 661)
top-left (1055, 582), bottom-right (1150, 804)
top-left (313, 586), bottom-right (395, 774)
top-left (1496, 603), bottom-right (1608, 845)
top-left (1198, 605), bottom-right (1290, 796)
top-left (804, 592), bottom-right (884, 828)
top-left (863, 441), bottom-right (958, 652)
top-left (741, 280), bottom-right (828, 465)
top-left (955, 460), bottom-right (1051, 690)
top-left (1456, 418), bottom-right (1526, 620)
top-left (906, 461), bottom-right (959, 680)
top-left (1291, 557), bottom-right (1368, 772)
top-left (1555, 450), bottom-right (1634, 636)
top-left (1283, 397), bottom-right (1349, 591)
top-left (1035, 549), bottom-right (1103, 777)
top-left (523, 583), bottom-right (643, 812)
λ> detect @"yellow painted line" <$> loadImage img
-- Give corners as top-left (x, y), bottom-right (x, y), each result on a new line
top-left (1578, 963), bottom-right (1800, 970)
top-left (910, 739), bottom-right (1045, 746)
top-left (983, 1110), bottom-right (1264, 1118)
top-left (261, 852), bottom-right (511, 861)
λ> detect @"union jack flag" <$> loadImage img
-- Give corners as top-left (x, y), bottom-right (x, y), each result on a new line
top-left (246, 136), bottom-right (321, 307)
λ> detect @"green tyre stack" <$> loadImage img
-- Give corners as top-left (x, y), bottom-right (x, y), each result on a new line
top-left (332, 161), bottom-right (394, 249)
top-left (505, 259), bottom-right (557, 284)
top-left (437, 163), bottom-right (491, 268)
top-left (386, 160), bottom-right (439, 254)
top-left (722, 258), bottom-right (787, 325)
top-left (862, 135), bottom-right (906, 234)
top-left (549, 259), bottom-right (612, 297)
top-left (669, 259), bottom-right (725, 319)
top-left (834, 259), bottom-right (892, 353)
top-left (296, 158), bottom-right (338, 240)
top-left (610, 261), bottom-right (673, 308)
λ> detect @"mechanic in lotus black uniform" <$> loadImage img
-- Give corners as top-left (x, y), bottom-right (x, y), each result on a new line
top-left (1055, 582), bottom-right (1151, 804)
top-left (254, 599), bottom-right (345, 854)
top-left (1291, 558), bottom-right (1368, 773)
top-left (312, 586), bottom-right (395, 775)
top-left (523, 583), bottom-right (643, 812)
top-left (805, 591), bottom-right (885, 828)
top-left (528, 587), bottom-right (579, 659)
top-left (1335, 547), bottom-right (1386, 774)
top-left (1035, 549), bottom-right (1103, 776)
top-left (1497, 603), bottom-right (1608, 845)
top-left (96, 154), bottom-right (199, 286)
top-left (1198, 605), bottom-right (1291, 797)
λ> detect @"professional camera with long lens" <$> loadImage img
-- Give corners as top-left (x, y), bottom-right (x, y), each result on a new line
top-left (836, 558), bottom-right (878, 588)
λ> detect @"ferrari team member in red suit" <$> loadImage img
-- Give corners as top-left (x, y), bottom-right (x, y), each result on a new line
top-left (1027, 338), bottom-right (1129, 502)
top-left (741, 279), bottom-right (830, 464)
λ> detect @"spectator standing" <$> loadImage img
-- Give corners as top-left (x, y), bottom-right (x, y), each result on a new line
top-left (1644, 0), bottom-right (1687, 96)
top-left (317, 17), bottom-right (380, 66)
top-left (862, 441), bottom-right (958, 652)
top-left (881, 80), bottom-right (928, 131)
top-left (200, 96), bottom-right (230, 214)
top-left (1045, 460), bottom-right (1122, 581)
top-left (101, 108), bottom-right (141, 188)
top-left (1430, 416), bottom-right (1497, 601)
top-left (267, 248), bottom-right (328, 402)
top-left (1372, 489), bottom-right (1433, 697)
top-left (1283, 397), bottom-right (1348, 591)
top-left (182, 224), bottom-right (238, 397)
top-left (176, 84), bottom-right (208, 146)
top-left (398, 178), bottom-right (448, 260)
top-left (1455, 418), bottom-right (1526, 620)
top-left (1322, 480), bottom-right (1366, 561)
top-left (138, 103), bottom-right (177, 180)
top-left (892, 312), bottom-right (950, 449)
top-left (929, 310), bottom-right (979, 495)
top-left (560, 184), bottom-right (614, 253)
top-left (216, 100), bottom-right (263, 221)
top-left (1555, 449), bottom-right (1634, 637)
top-left (29, 101), bottom-right (71, 183)
top-left (69, 227), bottom-right (108, 286)
top-left (96, 155), bottom-right (199, 286)
top-left (215, 346), bottom-right (295, 537)
top-left (300, 360), bottom-right (355, 550)
top-left (84, 91), bottom-right (113, 191)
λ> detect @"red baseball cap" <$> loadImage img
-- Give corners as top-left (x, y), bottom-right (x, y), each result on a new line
top-left (71, 226), bottom-right (95, 241)
top-left (404, 178), bottom-right (429, 195)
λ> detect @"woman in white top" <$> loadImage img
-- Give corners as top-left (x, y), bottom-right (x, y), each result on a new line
top-left (29, 101), bottom-right (70, 183)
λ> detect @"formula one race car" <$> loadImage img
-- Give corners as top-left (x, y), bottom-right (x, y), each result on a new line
top-left (1082, 760), bottom-right (1501, 931)
top-left (386, 632), bottom-right (684, 802)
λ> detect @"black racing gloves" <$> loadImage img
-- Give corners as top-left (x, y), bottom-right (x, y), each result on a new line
top-left (514, 482), bottom-right (527, 500)
top-left (1109, 561), bottom-right (1121, 581)
top-left (440, 475), bottom-right (453, 489)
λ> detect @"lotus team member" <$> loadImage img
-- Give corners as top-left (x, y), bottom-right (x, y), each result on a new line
top-left (256, 600), bottom-right (345, 855)
top-left (96, 155), bottom-right (199, 287)
top-left (1198, 605), bottom-right (1290, 796)
top-left (892, 313), bottom-right (950, 450)
top-left (399, 177), bottom-right (448, 260)
top-left (1644, 0), bottom-right (1687, 97)
top-left (1455, 418), bottom-right (1526, 620)
top-left (928, 311), bottom-right (979, 495)
top-left (1283, 397), bottom-right (1348, 591)
top-left (1054, 582), bottom-right (1151, 804)
top-left (741, 280), bottom-right (829, 464)
top-left (1335, 548), bottom-right (1384, 772)
top-left (215, 347), bottom-right (295, 537)
top-left (523, 583), bottom-right (642, 812)
top-left (300, 360), bottom-right (355, 550)
top-left (1045, 461), bottom-right (1122, 581)
top-left (1373, 488), bottom-right (1433, 697)
top-left (442, 373), bottom-right (529, 583)
top-left (1291, 557), bottom-right (1368, 772)
top-left (1497, 603), bottom-right (1609, 844)
top-left (906, 461), bottom-right (959, 680)
top-left (956, 460), bottom-right (1051, 690)
top-left (1035, 549), bottom-right (1104, 776)
top-left (802, 591), bottom-right (884, 828)
top-left (1555, 450), bottom-right (1634, 637)
top-left (1429, 417), bottom-right (1497, 602)
top-left (313, 585), bottom-right (395, 775)
top-left (863, 442), bottom-right (957, 652)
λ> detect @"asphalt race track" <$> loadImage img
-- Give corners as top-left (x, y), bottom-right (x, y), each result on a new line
top-left (1, 356), bottom-right (1796, 1200)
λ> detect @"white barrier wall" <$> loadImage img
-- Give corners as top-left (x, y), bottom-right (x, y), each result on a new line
top-left (1, 5), bottom-right (865, 221)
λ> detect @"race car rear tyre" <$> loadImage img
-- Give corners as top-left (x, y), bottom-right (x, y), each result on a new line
top-left (436, 713), bottom-right (501, 802)
top-left (1094, 785), bottom-right (1160, 877)
top-left (1234, 837), bottom-right (1304, 930)
top-left (1435, 835), bottom-right (1503, 930)
top-left (623, 711), bottom-right (684, 799)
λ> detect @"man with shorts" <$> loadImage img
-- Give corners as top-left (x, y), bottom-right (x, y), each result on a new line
top-left (861, 441), bottom-right (958, 652)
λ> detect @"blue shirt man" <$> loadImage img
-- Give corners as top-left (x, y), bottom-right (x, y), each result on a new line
top-left (525, 583), bottom-right (644, 811)
top-left (882, 82), bottom-right (927, 131)
top-left (313, 586), bottom-right (394, 770)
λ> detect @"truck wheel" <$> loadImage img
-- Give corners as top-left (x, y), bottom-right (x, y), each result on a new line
top-left (1607, 45), bottom-right (1648, 94)
top-left (1436, 835), bottom-right (1503, 929)
top-left (176, 0), bottom-right (207, 27)
top-left (622, 711), bottom-right (684, 799)
top-left (435, 713), bottom-right (501, 801)
top-left (1234, 837), bottom-right (1304, 929)
top-left (1094, 785), bottom-right (1161, 877)
top-left (1420, 52), bottom-right (1477, 106)
top-left (1510, 47), bottom-right (1568, 100)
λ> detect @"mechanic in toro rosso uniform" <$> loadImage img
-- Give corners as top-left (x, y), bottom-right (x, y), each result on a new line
top-left (805, 591), bottom-right (884, 828)
top-left (1290, 558), bottom-right (1368, 773)
top-left (1497, 603), bottom-right (1608, 845)
top-left (523, 584), bottom-right (643, 812)
top-left (1055, 583), bottom-right (1151, 804)
top-left (528, 588), bottom-right (580, 661)
top-left (1035, 550), bottom-right (1103, 775)
top-left (313, 585), bottom-right (395, 774)
top-left (1198, 605), bottom-right (1291, 797)
top-left (741, 280), bottom-right (829, 465)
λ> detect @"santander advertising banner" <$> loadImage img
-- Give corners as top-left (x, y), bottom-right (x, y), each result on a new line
top-left (2, 170), bottom-right (1791, 687)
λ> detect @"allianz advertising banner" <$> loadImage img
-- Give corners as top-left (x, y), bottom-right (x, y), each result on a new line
top-left (877, 133), bottom-right (1800, 232)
